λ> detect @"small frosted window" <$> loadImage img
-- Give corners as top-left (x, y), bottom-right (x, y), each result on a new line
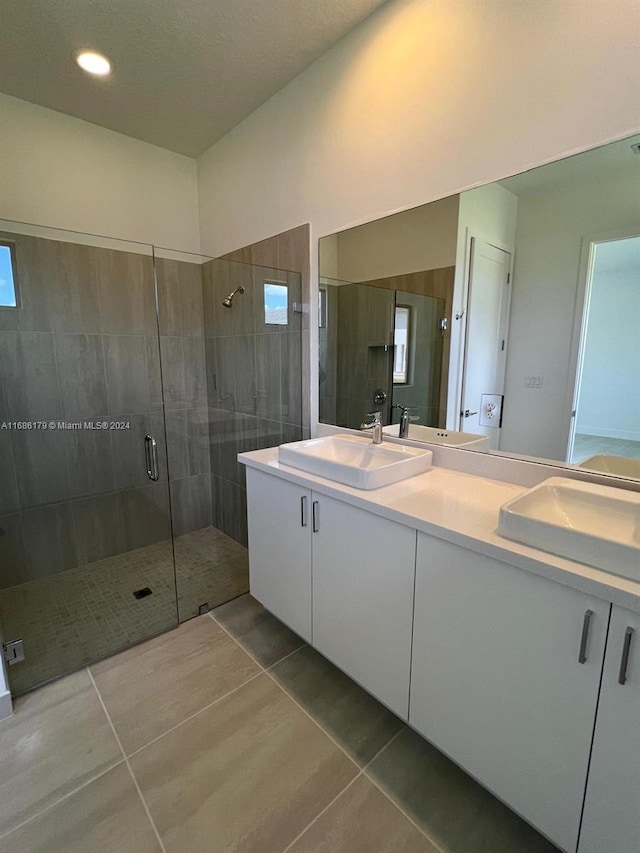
top-left (264, 283), bottom-right (288, 325)
top-left (0, 244), bottom-right (17, 308)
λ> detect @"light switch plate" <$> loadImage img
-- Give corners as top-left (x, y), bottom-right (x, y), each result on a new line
top-left (480, 394), bottom-right (503, 427)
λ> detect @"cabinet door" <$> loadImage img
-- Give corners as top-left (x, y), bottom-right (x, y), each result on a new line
top-left (579, 605), bottom-right (640, 853)
top-left (246, 468), bottom-right (312, 641)
top-left (410, 534), bottom-right (609, 853)
top-left (312, 494), bottom-right (416, 718)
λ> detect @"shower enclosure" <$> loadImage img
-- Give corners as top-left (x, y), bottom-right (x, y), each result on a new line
top-left (319, 279), bottom-right (445, 430)
top-left (0, 222), bottom-right (302, 695)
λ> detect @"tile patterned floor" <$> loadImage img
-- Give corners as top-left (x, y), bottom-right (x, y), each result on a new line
top-left (0, 595), bottom-right (559, 853)
top-left (571, 432), bottom-right (640, 462)
top-left (0, 526), bottom-right (248, 695)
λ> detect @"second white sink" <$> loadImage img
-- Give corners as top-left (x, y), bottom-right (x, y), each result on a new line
top-left (498, 476), bottom-right (640, 582)
top-left (278, 434), bottom-right (432, 489)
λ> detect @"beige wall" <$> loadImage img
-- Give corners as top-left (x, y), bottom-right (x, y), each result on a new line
top-left (197, 0), bottom-right (639, 256)
top-left (335, 195), bottom-right (459, 282)
top-left (0, 94), bottom-right (200, 252)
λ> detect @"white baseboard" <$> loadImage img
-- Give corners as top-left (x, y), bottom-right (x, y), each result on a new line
top-left (0, 689), bottom-right (13, 721)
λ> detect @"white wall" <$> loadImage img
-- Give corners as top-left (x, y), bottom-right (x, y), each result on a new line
top-left (0, 94), bottom-right (200, 252)
top-left (196, 0), bottom-right (639, 432)
top-left (197, 0), bottom-right (639, 256)
top-left (575, 244), bottom-right (640, 441)
top-left (334, 194), bottom-right (459, 282)
top-left (501, 168), bottom-right (640, 460)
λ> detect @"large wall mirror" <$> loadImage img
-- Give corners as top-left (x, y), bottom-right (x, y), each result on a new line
top-left (318, 134), bottom-right (640, 481)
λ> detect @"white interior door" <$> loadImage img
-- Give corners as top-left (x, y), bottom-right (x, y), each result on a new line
top-left (459, 238), bottom-right (511, 448)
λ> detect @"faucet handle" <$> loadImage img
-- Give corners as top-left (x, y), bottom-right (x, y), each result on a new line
top-left (365, 411), bottom-right (381, 422)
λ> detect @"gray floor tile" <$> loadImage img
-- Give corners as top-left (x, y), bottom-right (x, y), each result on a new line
top-left (288, 775), bottom-right (438, 853)
top-left (91, 615), bottom-right (260, 754)
top-left (270, 644), bottom-right (404, 767)
top-left (129, 674), bottom-right (358, 853)
top-left (366, 726), bottom-right (559, 853)
top-left (0, 670), bottom-right (122, 836)
top-left (0, 764), bottom-right (161, 853)
top-left (212, 593), bottom-right (304, 667)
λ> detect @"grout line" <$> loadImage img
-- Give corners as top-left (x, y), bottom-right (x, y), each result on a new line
top-left (281, 727), bottom-right (407, 853)
top-left (209, 609), bottom-right (446, 853)
top-left (265, 642), bottom-right (307, 670)
top-left (208, 611), bottom-right (358, 770)
top-left (125, 670), bottom-right (264, 759)
top-left (361, 745), bottom-right (446, 853)
top-left (280, 772), bottom-right (363, 853)
top-left (87, 668), bottom-right (168, 853)
top-left (0, 757), bottom-right (125, 842)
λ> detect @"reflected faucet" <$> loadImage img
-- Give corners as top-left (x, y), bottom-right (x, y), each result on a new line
top-left (361, 411), bottom-right (383, 445)
top-left (392, 404), bottom-right (413, 439)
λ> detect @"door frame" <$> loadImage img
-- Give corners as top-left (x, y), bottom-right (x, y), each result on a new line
top-left (564, 225), bottom-right (640, 462)
top-left (456, 234), bottom-right (513, 443)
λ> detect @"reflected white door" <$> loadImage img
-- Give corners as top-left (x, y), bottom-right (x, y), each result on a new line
top-left (459, 239), bottom-right (511, 449)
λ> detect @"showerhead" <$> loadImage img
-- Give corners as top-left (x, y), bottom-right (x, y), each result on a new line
top-left (222, 286), bottom-right (245, 308)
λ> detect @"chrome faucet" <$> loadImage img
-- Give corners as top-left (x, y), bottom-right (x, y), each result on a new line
top-left (392, 404), bottom-right (413, 438)
top-left (361, 411), bottom-right (383, 444)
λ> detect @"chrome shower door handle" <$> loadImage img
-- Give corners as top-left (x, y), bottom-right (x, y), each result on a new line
top-left (145, 434), bottom-right (159, 481)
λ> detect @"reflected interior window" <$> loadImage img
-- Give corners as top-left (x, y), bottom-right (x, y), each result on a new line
top-left (393, 306), bottom-right (410, 384)
top-left (0, 243), bottom-right (18, 308)
top-left (264, 282), bottom-right (288, 325)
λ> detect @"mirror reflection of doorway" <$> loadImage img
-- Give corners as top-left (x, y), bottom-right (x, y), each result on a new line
top-left (458, 238), bottom-right (512, 450)
top-left (568, 234), bottom-right (640, 465)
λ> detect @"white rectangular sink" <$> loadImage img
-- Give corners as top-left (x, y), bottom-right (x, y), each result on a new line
top-left (278, 434), bottom-right (432, 489)
top-left (382, 423), bottom-right (489, 448)
top-left (576, 454), bottom-right (640, 479)
top-left (498, 477), bottom-right (640, 582)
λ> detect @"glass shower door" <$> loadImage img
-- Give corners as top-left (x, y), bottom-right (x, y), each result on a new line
top-left (0, 222), bottom-right (177, 695)
top-left (154, 250), bottom-right (303, 622)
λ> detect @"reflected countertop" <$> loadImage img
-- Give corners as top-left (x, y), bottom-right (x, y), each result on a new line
top-left (239, 447), bottom-right (640, 613)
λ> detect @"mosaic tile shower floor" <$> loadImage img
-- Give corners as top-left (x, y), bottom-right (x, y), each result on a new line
top-left (0, 526), bottom-right (248, 695)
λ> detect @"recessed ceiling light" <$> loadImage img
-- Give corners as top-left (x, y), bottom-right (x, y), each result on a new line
top-left (75, 50), bottom-right (111, 77)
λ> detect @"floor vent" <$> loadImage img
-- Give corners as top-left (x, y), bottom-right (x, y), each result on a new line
top-left (133, 587), bottom-right (153, 600)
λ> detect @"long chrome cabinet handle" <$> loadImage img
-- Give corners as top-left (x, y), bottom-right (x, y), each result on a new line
top-left (145, 434), bottom-right (159, 481)
top-left (300, 496), bottom-right (308, 527)
top-left (312, 500), bottom-right (319, 533)
top-left (578, 609), bottom-right (594, 664)
top-left (618, 627), bottom-right (634, 686)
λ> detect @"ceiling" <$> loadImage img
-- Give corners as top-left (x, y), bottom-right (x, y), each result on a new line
top-left (0, 0), bottom-right (387, 157)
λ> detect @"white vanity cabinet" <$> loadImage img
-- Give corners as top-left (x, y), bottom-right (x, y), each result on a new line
top-left (246, 468), bottom-right (312, 641)
top-left (579, 605), bottom-right (640, 853)
top-left (246, 468), bottom-right (416, 716)
top-left (244, 458), bottom-right (639, 853)
top-left (409, 533), bottom-right (610, 853)
top-left (311, 494), bottom-right (416, 718)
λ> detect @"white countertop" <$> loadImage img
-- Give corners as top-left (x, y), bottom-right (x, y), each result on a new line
top-left (239, 448), bottom-right (640, 613)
